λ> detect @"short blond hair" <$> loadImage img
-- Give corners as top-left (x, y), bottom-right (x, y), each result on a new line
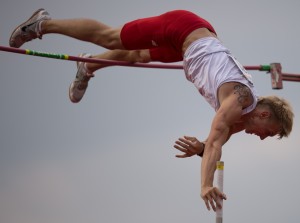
top-left (257, 96), bottom-right (294, 139)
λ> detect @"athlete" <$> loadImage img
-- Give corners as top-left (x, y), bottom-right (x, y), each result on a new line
top-left (9, 9), bottom-right (294, 211)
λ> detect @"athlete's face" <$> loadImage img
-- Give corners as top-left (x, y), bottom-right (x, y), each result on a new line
top-left (244, 112), bottom-right (281, 140)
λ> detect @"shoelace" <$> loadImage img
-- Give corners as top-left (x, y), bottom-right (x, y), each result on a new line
top-left (21, 21), bottom-right (43, 41)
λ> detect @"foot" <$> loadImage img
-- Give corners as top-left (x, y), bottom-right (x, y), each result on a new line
top-left (69, 53), bottom-right (94, 103)
top-left (9, 8), bottom-right (51, 48)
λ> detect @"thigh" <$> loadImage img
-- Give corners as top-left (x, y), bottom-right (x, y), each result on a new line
top-left (120, 15), bottom-right (163, 50)
top-left (120, 10), bottom-right (216, 52)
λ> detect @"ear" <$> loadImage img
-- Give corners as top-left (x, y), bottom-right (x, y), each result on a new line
top-left (260, 111), bottom-right (271, 119)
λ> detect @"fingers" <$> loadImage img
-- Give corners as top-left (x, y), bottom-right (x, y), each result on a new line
top-left (207, 194), bottom-right (217, 211)
top-left (173, 136), bottom-right (199, 158)
top-left (175, 138), bottom-right (197, 152)
top-left (203, 196), bottom-right (211, 211)
top-left (201, 187), bottom-right (227, 212)
top-left (220, 192), bottom-right (227, 200)
top-left (173, 144), bottom-right (186, 153)
top-left (173, 139), bottom-right (191, 152)
top-left (175, 138), bottom-right (190, 148)
top-left (173, 143), bottom-right (194, 157)
top-left (174, 140), bottom-right (189, 150)
top-left (202, 193), bottom-right (215, 211)
top-left (183, 135), bottom-right (196, 141)
top-left (179, 137), bottom-right (194, 146)
top-left (174, 145), bottom-right (192, 158)
top-left (175, 154), bottom-right (189, 158)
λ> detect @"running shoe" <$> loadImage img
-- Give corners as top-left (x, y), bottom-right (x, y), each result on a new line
top-left (9, 8), bottom-right (51, 48)
top-left (69, 53), bottom-right (94, 103)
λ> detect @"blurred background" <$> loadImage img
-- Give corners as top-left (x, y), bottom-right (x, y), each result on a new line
top-left (1, 1), bottom-right (299, 222)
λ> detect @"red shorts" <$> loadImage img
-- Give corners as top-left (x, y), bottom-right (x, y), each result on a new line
top-left (120, 10), bottom-right (216, 62)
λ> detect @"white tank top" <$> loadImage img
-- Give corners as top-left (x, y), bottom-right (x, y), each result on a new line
top-left (183, 37), bottom-right (258, 114)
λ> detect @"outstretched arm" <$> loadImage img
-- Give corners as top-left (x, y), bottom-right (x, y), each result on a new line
top-left (201, 87), bottom-right (248, 211)
top-left (173, 124), bottom-right (245, 158)
top-left (86, 49), bottom-right (151, 72)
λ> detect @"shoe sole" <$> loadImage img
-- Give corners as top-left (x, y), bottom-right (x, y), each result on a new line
top-left (9, 8), bottom-right (45, 47)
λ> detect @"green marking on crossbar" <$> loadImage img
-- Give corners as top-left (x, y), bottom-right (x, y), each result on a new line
top-left (25, 49), bottom-right (69, 60)
top-left (261, 65), bottom-right (271, 71)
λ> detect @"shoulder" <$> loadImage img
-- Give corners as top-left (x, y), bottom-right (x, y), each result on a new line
top-left (218, 82), bottom-right (254, 110)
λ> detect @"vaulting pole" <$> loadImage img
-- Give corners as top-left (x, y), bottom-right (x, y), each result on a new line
top-left (216, 161), bottom-right (224, 223)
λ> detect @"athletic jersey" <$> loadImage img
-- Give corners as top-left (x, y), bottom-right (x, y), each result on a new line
top-left (183, 37), bottom-right (259, 114)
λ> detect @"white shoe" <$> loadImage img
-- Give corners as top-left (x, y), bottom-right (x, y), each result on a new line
top-left (9, 8), bottom-right (51, 48)
top-left (69, 53), bottom-right (94, 103)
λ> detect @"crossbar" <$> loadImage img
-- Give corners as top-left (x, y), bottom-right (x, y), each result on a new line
top-left (0, 45), bottom-right (268, 70)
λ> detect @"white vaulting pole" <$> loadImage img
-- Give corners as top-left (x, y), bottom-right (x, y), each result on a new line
top-left (216, 161), bottom-right (224, 223)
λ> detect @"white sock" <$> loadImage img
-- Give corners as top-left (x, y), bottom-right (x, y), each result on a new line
top-left (84, 63), bottom-right (93, 77)
top-left (37, 21), bottom-right (44, 35)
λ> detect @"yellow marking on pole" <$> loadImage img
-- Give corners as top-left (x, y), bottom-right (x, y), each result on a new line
top-left (216, 161), bottom-right (224, 170)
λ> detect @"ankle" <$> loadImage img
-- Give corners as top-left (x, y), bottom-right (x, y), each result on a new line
top-left (84, 63), bottom-right (94, 77)
top-left (38, 20), bottom-right (45, 35)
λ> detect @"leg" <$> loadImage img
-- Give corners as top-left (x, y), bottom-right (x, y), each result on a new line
top-left (42, 19), bottom-right (124, 49)
top-left (9, 8), bottom-right (124, 49)
top-left (86, 49), bottom-right (151, 73)
top-left (69, 49), bottom-right (151, 103)
top-left (8, 9), bottom-right (152, 103)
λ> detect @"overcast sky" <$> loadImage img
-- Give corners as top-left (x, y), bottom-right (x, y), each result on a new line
top-left (1, 1), bottom-right (300, 223)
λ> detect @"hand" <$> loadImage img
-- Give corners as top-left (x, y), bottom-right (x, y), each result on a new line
top-left (201, 186), bottom-right (227, 211)
top-left (173, 136), bottom-right (203, 158)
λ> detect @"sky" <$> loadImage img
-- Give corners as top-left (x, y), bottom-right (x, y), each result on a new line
top-left (0, 0), bottom-right (300, 223)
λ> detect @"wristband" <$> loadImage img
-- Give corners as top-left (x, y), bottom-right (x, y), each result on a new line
top-left (197, 142), bottom-right (205, 157)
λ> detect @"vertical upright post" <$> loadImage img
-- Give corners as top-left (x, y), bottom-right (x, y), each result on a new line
top-left (216, 161), bottom-right (224, 223)
top-left (270, 63), bottom-right (283, 89)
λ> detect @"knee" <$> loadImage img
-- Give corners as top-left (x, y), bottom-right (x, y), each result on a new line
top-left (94, 27), bottom-right (124, 50)
top-left (131, 50), bottom-right (151, 63)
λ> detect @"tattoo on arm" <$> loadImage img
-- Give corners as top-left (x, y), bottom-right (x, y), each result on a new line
top-left (233, 84), bottom-right (251, 105)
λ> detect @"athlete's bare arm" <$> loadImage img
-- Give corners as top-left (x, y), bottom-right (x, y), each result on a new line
top-left (200, 82), bottom-right (253, 211)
